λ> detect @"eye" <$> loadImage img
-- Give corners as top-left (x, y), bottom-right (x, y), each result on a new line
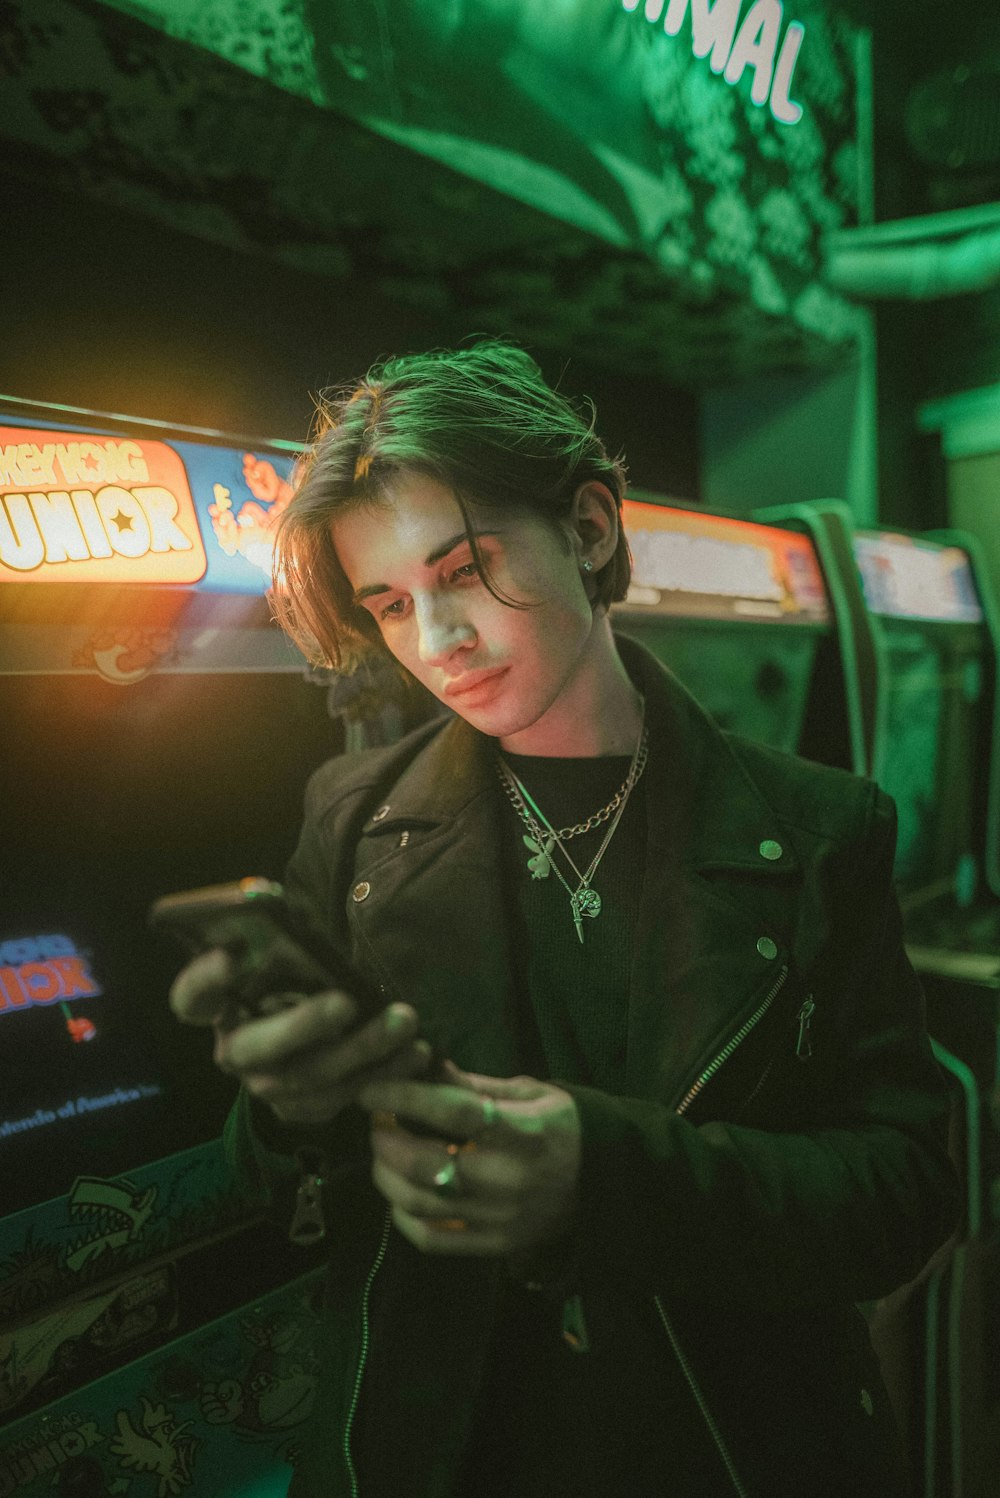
top-left (378, 597), bottom-right (408, 622)
top-left (449, 562), bottom-right (480, 583)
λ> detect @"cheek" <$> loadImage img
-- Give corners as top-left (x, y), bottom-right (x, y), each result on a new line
top-left (505, 605), bottom-right (591, 692)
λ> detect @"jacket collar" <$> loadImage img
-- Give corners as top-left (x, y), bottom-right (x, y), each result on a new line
top-left (621, 634), bottom-right (801, 875)
top-left (348, 633), bottom-right (804, 1098)
top-left (356, 632), bottom-right (800, 879)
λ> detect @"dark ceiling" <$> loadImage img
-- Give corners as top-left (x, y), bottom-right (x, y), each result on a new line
top-left (2, 0), bottom-right (997, 388)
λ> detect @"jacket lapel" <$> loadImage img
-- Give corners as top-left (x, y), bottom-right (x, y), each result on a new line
top-left (344, 633), bottom-right (807, 1106)
top-left (618, 635), bottom-right (804, 1106)
top-left (346, 715), bottom-right (523, 1079)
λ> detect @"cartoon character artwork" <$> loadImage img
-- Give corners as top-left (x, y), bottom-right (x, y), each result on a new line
top-left (1, 1269), bottom-right (175, 1421)
top-left (207, 453), bottom-right (294, 578)
top-left (110, 1397), bottom-right (198, 1497)
top-left (199, 1312), bottom-right (316, 1437)
top-left (0, 1344), bottom-right (28, 1418)
top-left (65, 1176), bottom-right (157, 1274)
top-left (72, 627), bottom-right (179, 685)
top-left (0, 1233), bottom-right (61, 1324)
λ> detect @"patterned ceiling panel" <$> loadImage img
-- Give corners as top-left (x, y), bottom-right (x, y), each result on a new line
top-left (2, 0), bottom-right (867, 384)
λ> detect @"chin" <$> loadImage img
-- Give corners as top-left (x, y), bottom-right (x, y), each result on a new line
top-left (475, 698), bottom-right (554, 742)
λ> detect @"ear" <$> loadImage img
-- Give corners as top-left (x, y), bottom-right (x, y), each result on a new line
top-left (568, 481), bottom-right (620, 572)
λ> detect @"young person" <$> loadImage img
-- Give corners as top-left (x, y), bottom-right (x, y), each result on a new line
top-left (171, 342), bottom-right (958, 1498)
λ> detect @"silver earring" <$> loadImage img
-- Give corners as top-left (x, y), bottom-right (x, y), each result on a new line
top-left (581, 560), bottom-right (594, 573)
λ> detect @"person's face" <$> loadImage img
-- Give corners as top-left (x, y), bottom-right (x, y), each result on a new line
top-left (332, 472), bottom-right (602, 743)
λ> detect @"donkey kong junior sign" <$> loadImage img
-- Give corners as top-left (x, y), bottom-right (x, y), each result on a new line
top-left (622, 0), bottom-right (807, 124)
top-left (0, 430), bottom-right (207, 585)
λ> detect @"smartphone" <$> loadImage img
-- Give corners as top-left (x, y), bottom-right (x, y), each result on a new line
top-left (149, 877), bottom-right (386, 1021)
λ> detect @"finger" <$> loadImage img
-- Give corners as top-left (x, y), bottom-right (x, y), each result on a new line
top-left (268, 1092), bottom-right (353, 1127)
top-left (218, 989), bottom-right (361, 1074)
top-left (439, 1061), bottom-right (547, 1102)
top-left (371, 1122), bottom-right (523, 1196)
top-left (250, 1037), bottom-right (434, 1113)
top-left (351, 1036), bottom-right (436, 1090)
top-left (311, 1002), bottom-right (422, 1086)
top-left (370, 1157), bottom-right (509, 1227)
top-left (239, 1003), bottom-right (424, 1090)
top-left (389, 1206), bottom-right (509, 1258)
top-left (357, 1079), bottom-right (500, 1139)
top-left (169, 947), bottom-right (237, 1026)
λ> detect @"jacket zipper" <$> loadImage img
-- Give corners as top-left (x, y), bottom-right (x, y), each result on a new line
top-left (674, 964), bottom-right (789, 1116)
top-left (289, 1148), bottom-right (329, 1246)
top-left (653, 1294), bottom-right (750, 1498)
top-left (343, 1205), bottom-right (393, 1498)
top-left (795, 994), bottom-right (815, 1060)
top-left (654, 962), bottom-right (789, 1498)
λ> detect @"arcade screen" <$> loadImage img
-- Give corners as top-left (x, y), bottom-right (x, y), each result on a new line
top-left (0, 926), bottom-right (169, 1197)
top-left (0, 408), bottom-right (341, 1213)
top-left (613, 501), bottom-right (833, 757)
top-left (853, 531), bottom-right (987, 897)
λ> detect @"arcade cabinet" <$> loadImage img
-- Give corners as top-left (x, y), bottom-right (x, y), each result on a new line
top-left (0, 398), bottom-right (342, 1497)
top-left (755, 498), bottom-right (1000, 1498)
top-left (611, 496), bottom-right (865, 772)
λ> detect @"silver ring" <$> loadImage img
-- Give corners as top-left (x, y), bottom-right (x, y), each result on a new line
top-left (480, 1097), bottom-right (501, 1130)
top-left (432, 1157), bottom-right (462, 1197)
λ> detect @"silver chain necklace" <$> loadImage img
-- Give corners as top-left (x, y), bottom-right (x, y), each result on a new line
top-left (495, 703), bottom-right (648, 945)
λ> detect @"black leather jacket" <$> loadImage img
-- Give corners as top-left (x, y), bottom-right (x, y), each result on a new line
top-left (226, 635), bottom-right (959, 1498)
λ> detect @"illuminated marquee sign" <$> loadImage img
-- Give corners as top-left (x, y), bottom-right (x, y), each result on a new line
top-left (853, 532), bottom-right (984, 625)
top-left (618, 501), bottom-right (829, 623)
top-left (0, 428), bottom-right (208, 584)
top-left (622, 0), bottom-right (805, 125)
top-left (0, 934), bottom-right (102, 1015)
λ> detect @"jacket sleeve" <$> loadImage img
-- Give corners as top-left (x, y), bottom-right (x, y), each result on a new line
top-left (220, 759), bottom-right (377, 1223)
top-left (560, 785), bottom-right (960, 1311)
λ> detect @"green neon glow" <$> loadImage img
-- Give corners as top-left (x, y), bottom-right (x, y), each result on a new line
top-left (622, 0), bottom-right (804, 124)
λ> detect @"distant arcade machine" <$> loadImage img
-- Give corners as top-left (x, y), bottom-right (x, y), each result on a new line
top-left (0, 397), bottom-right (343, 1497)
top-left (852, 528), bottom-right (1000, 965)
top-left (754, 499), bottom-right (1000, 1498)
top-left (611, 495), bottom-right (865, 773)
top-left (851, 524), bottom-right (1000, 1498)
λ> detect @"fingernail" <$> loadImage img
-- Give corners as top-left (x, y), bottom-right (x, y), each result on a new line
top-left (385, 1004), bottom-right (411, 1032)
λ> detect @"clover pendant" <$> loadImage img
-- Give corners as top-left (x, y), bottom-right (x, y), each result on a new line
top-left (523, 833), bottom-right (555, 879)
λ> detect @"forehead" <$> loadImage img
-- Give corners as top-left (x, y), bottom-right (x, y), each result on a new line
top-left (332, 473), bottom-right (479, 583)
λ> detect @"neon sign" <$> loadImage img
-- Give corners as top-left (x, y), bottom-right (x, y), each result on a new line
top-left (0, 428), bottom-right (207, 583)
top-left (0, 935), bottom-right (102, 1015)
top-left (622, 0), bottom-right (805, 125)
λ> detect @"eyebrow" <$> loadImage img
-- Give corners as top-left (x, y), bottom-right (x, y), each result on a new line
top-left (351, 530), bottom-right (501, 604)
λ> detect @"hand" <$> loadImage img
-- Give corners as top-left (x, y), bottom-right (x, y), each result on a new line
top-left (358, 1062), bottom-right (581, 1258)
top-left (169, 948), bottom-right (433, 1125)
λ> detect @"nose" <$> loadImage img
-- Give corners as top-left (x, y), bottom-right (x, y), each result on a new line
top-left (413, 592), bottom-right (476, 666)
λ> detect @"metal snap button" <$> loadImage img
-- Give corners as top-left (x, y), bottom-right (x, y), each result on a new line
top-left (371, 805), bottom-right (390, 823)
top-left (352, 881), bottom-right (372, 903)
top-left (756, 936), bottom-right (778, 960)
top-left (759, 839), bottom-right (783, 861)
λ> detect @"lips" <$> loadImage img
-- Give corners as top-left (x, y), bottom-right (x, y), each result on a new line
top-left (444, 666), bottom-right (509, 701)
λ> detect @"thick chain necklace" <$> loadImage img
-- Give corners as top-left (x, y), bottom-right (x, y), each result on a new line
top-left (495, 702), bottom-right (648, 945)
top-left (497, 738), bottom-right (649, 842)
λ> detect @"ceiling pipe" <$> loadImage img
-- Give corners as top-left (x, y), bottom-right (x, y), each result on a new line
top-left (822, 203), bottom-right (1000, 299)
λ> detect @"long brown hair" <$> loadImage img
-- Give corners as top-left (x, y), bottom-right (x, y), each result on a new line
top-left (271, 340), bottom-right (631, 671)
